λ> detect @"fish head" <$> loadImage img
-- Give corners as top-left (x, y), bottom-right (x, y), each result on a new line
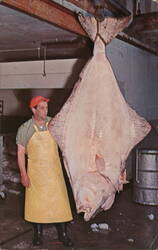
top-left (74, 173), bottom-right (115, 221)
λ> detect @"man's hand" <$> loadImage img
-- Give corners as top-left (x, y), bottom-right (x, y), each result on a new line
top-left (20, 173), bottom-right (30, 187)
top-left (17, 144), bottom-right (30, 188)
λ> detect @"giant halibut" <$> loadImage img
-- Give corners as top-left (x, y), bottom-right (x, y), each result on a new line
top-left (49, 14), bottom-right (151, 221)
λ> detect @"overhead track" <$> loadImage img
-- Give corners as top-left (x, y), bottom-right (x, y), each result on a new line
top-left (0, 0), bottom-right (157, 56)
top-left (66, 0), bottom-right (130, 16)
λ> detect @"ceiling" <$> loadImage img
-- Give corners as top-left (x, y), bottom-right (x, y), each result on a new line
top-left (0, 0), bottom-right (158, 63)
top-left (0, 4), bottom-right (92, 62)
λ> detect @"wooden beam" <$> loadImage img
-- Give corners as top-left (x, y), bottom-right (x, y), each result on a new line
top-left (117, 32), bottom-right (158, 56)
top-left (0, 0), bottom-right (87, 36)
top-left (126, 12), bottom-right (158, 34)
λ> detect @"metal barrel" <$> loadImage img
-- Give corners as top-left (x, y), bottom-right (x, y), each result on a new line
top-left (133, 149), bottom-right (158, 205)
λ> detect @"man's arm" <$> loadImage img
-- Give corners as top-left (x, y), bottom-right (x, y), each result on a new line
top-left (17, 144), bottom-right (30, 187)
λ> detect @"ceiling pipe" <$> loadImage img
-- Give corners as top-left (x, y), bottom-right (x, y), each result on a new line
top-left (133, 0), bottom-right (137, 15)
top-left (0, 48), bottom-right (40, 53)
top-left (133, 0), bottom-right (141, 16)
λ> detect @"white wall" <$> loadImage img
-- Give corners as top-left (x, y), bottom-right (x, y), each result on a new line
top-left (0, 59), bottom-right (86, 89)
top-left (0, 58), bottom-right (86, 116)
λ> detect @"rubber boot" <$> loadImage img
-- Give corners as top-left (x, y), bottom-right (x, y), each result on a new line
top-left (32, 223), bottom-right (43, 246)
top-left (55, 223), bottom-right (73, 247)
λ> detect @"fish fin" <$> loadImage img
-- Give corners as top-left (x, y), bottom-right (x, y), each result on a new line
top-left (99, 15), bottom-right (132, 44)
top-left (78, 14), bottom-right (132, 44)
top-left (78, 14), bottom-right (97, 41)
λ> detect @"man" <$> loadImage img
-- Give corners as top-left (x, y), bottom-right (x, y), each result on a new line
top-left (16, 96), bottom-right (73, 247)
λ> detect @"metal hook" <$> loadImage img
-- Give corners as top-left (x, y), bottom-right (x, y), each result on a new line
top-left (37, 47), bottom-right (40, 60)
top-left (43, 46), bottom-right (47, 77)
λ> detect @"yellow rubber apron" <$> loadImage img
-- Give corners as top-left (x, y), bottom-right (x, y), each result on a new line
top-left (25, 124), bottom-right (73, 223)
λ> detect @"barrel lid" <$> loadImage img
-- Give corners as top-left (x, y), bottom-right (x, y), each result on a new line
top-left (138, 149), bottom-right (158, 154)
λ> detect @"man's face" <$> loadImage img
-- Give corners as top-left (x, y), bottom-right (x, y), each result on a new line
top-left (33, 101), bottom-right (48, 120)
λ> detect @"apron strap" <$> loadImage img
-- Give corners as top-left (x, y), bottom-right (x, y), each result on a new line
top-left (46, 122), bottom-right (49, 128)
top-left (33, 124), bottom-right (39, 132)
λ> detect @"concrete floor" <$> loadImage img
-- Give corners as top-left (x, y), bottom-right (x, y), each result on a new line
top-left (1, 154), bottom-right (158, 250)
top-left (1, 182), bottom-right (158, 249)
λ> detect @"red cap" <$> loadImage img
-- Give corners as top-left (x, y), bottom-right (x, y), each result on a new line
top-left (29, 96), bottom-right (50, 108)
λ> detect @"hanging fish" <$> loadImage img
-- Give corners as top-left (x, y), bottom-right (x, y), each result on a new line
top-left (49, 14), bottom-right (151, 221)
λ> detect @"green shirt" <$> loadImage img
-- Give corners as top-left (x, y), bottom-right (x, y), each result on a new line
top-left (16, 116), bottom-right (52, 147)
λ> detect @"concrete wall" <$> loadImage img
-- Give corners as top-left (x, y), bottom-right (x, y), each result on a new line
top-left (106, 38), bottom-right (158, 120)
top-left (0, 89), bottom-right (72, 116)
